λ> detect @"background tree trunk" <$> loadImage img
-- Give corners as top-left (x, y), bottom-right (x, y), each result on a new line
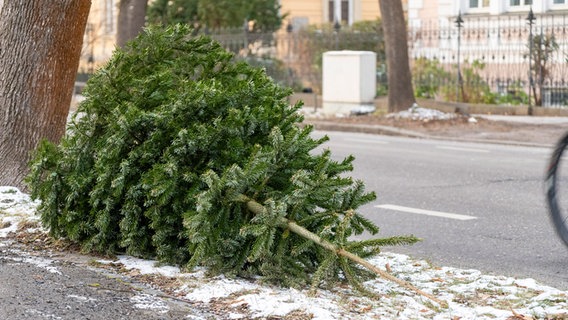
top-left (117, 0), bottom-right (148, 47)
top-left (0, 0), bottom-right (91, 189)
top-left (378, 0), bottom-right (416, 112)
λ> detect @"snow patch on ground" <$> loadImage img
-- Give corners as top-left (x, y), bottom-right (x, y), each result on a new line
top-left (8, 254), bottom-right (62, 274)
top-left (117, 255), bottom-right (182, 278)
top-left (0, 215), bottom-right (19, 238)
top-left (104, 252), bottom-right (568, 319)
top-left (0, 186), bottom-right (40, 237)
top-left (387, 104), bottom-right (457, 121)
top-left (130, 293), bottom-right (170, 313)
top-left (300, 104), bottom-right (476, 124)
top-left (67, 294), bottom-right (97, 303)
top-left (0, 186), bottom-right (40, 215)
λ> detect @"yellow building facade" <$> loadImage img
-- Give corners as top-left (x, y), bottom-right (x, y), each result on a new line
top-left (78, 0), bottom-right (118, 74)
top-left (78, 1), bottom-right (403, 72)
top-left (280, 0), bottom-right (380, 29)
top-left (281, 0), bottom-right (393, 30)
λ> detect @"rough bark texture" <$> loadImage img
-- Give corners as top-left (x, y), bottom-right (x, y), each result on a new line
top-left (117, 0), bottom-right (148, 47)
top-left (378, 0), bottom-right (416, 112)
top-left (0, 0), bottom-right (91, 189)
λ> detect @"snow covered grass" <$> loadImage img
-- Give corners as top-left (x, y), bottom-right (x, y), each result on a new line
top-left (386, 104), bottom-right (463, 122)
top-left (1, 186), bottom-right (567, 319)
top-left (0, 186), bottom-right (40, 237)
top-left (300, 103), bottom-right (478, 125)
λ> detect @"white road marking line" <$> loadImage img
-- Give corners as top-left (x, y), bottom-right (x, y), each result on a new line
top-left (436, 145), bottom-right (490, 153)
top-left (343, 138), bottom-right (389, 144)
top-left (375, 204), bottom-right (478, 221)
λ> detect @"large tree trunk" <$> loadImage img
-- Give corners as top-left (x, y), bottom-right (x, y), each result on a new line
top-left (117, 0), bottom-right (148, 47)
top-left (0, 0), bottom-right (91, 189)
top-left (378, 0), bottom-right (416, 112)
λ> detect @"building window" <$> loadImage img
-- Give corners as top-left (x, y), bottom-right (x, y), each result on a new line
top-left (328, 0), bottom-right (349, 24)
top-left (469, 0), bottom-right (489, 8)
top-left (507, 0), bottom-right (532, 11)
top-left (552, 0), bottom-right (568, 10)
top-left (105, 0), bottom-right (114, 33)
top-left (510, 0), bottom-right (532, 5)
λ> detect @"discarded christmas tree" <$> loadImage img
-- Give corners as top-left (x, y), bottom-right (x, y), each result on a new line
top-left (28, 25), bottom-right (428, 299)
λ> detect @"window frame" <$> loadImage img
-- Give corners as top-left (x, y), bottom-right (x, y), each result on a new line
top-left (328, 0), bottom-right (351, 25)
top-left (551, 0), bottom-right (568, 10)
top-left (507, 0), bottom-right (533, 12)
top-left (468, 0), bottom-right (490, 9)
top-left (105, 0), bottom-right (114, 33)
top-left (464, 0), bottom-right (490, 14)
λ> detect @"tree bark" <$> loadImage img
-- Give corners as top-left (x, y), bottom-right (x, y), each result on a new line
top-left (117, 0), bottom-right (148, 47)
top-left (0, 0), bottom-right (91, 189)
top-left (378, 0), bottom-right (416, 112)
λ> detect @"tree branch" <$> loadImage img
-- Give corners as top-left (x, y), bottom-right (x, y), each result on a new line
top-left (243, 196), bottom-right (447, 307)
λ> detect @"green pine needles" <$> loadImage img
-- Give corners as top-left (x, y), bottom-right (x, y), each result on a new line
top-left (27, 25), bottom-right (419, 294)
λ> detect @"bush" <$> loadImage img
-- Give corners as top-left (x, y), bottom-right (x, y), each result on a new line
top-left (241, 55), bottom-right (303, 92)
top-left (294, 20), bottom-right (385, 93)
top-left (28, 25), bottom-right (416, 290)
top-left (412, 57), bottom-right (450, 99)
top-left (438, 60), bottom-right (496, 104)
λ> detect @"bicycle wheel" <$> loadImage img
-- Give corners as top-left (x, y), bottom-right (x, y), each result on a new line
top-left (545, 131), bottom-right (568, 247)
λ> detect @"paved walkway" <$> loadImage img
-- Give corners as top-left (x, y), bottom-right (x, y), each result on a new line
top-left (475, 114), bottom-right (568, 124)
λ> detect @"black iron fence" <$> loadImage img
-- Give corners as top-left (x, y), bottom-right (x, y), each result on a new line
top-left (205, 25), bottom-right (384, 95)
top-left (410, 13), bottom-right (568, 108)
top-left (206, 13), bottom-right (568, 108)
top-left (77, 15), bottom-right (568, 108)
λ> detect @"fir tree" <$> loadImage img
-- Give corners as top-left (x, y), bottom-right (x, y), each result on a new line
top-left (28, 25), bottom-right (422, 296)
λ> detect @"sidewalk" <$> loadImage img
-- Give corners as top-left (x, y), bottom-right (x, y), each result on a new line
top-left (475, 114), bottom-right (568, 124)
top-left (302, 107), bottom-right (568, 148)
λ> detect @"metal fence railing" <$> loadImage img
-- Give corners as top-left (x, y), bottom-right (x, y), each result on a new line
top-left (206, 26), bottom-right (385, 96)
top-left (410, 13), bottom-right (568, 107)
top-left (78, 15), bottom-right (568, 108)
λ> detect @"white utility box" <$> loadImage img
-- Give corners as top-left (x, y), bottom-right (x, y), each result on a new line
top-left (322, 51), bottom-right (377, 114)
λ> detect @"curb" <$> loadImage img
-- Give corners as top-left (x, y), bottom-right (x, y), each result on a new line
top-left (304, 120), bottom-right (553, 149)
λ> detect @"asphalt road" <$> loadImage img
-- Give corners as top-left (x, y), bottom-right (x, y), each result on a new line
top-left (313, 130), bottom-right (568, 290)
top-left (0, 240), bottom-right (210, 320)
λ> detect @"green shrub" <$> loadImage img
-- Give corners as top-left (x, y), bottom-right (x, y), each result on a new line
top-left (412, 57), bottom-right (450, 99)
top-left (28, 25), bottom-right (416, 290)
top-left (439, 60), bottom-right (496, 104)
top-left (495, 81), bottom-right (528, 105)
top-left (241, 55), bottom-right (303, 92)
top-left (295, 20), bottom-right (385, 93)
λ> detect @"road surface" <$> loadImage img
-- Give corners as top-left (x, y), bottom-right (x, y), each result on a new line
top-left (0, 240), bottom-right (210, 319)
top-left (313, 130), bottom-right (568, 290)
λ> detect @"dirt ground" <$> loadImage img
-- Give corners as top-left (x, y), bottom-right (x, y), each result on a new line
top-left (307, 114), bottom-right (568, 147)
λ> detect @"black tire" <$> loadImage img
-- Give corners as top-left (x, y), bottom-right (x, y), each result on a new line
top-left (545, 131), bottom-right (568, 247)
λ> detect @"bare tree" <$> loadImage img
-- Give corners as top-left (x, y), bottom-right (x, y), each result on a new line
top-left (529, 34), bottom-right (559, 107)
top-left (117, 0), bottom-right (148, 47)
top-left (378, 0), bottom-right (416, 112)
top-left (0, 0), bottom-right (91, 189)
